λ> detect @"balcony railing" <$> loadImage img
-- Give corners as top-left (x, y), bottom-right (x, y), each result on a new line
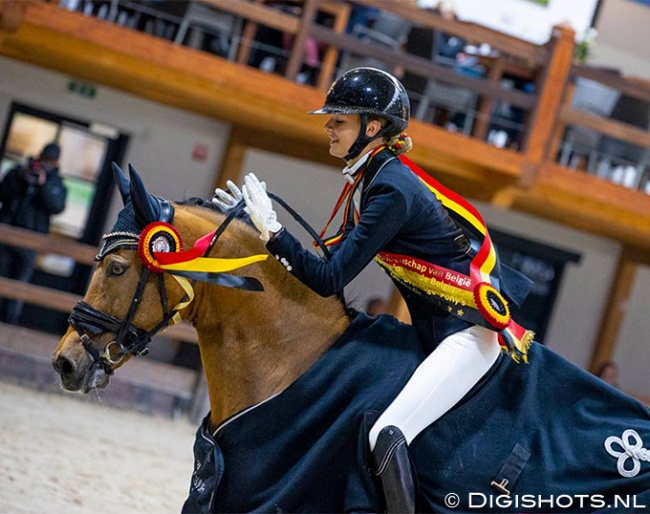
top-left (35, 0), bottom-right (649, 196)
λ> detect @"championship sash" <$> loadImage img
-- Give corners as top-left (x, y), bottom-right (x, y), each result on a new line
top-left (319, 149), bottom-right (534, 362)
top-left (377, 155), bottom-right (533, 362)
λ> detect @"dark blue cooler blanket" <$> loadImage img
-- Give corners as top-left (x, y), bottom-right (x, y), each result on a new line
top-left (182, 313), bottom-right (650, 513)
top-left (411, 342), bottom-right (650, 513)
top-left (182, 313), bottom-right (424, 513)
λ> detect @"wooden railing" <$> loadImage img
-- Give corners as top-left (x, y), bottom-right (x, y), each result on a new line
top-left (0, 223), bottom-right (198, 343)
top-left (4, 0), bottom-right (648, 186)
top-left (41, 0), bottom-right (549, 149)
top-left (549, 64), bottom-right (650, 191)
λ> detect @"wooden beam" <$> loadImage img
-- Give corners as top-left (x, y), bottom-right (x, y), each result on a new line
top-left (0, 0), bottom-right (28, 32)
top-left (213, 127), bottom-right (248, 191)
top-left (316, 1), bottom-right (350, 91)
top-left (547, 78), bottom-right (576, 162)
top-left (202, 0), bottom-right (299, 33)
top-left (310, 24), bottom-right (537, 110)
top-left (507, 164), bottom-right (650, 251)
top-left (0, 2), bottom-right (529, 186)
top-left (352, 0), bottom-right (545, 63)
top-left (0, 226), bottom-right (198, 342)
top-left (589, 247), bottom-right (639, 372)
top-left (572, 64), bottom-right (650, 105)
top-left (560, 107), bottom-right (650, 150)
top-left (0, 223), bottom-right (96, 264)
top-left (0, 3), bottom-right (327, 142)
top-left (0, 276), bottom-right (198, 343)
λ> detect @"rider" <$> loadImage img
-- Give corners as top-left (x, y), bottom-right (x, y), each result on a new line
top-left (217, 67), bottom-right (533, 512)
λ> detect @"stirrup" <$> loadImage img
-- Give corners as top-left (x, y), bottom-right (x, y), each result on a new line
top-left (372, 425), bottom-right (416, 514)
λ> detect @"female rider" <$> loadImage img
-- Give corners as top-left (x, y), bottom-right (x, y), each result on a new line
top-left (216, 67), bottom-right (532, 513)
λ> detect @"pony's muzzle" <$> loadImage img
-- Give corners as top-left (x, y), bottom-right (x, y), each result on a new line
top-left (52, 353), bottom-right (76, 378)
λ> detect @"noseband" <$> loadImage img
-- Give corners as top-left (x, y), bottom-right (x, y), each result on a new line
top-left (68, 268), bottom-right (174, 375)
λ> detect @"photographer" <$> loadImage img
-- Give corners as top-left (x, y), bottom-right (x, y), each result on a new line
top-left (0, 142), bottom-right (67, 323)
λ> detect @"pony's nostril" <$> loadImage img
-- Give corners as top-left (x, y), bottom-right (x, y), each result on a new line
top-left (53, 355), bottom-right (75, 377)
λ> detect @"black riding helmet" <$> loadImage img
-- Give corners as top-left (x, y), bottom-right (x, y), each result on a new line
top-left (309, 67), bottom-right (410, 161)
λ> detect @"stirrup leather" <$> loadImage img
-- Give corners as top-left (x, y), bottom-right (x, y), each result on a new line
top-left (372, 425), bottom-right (416, 514)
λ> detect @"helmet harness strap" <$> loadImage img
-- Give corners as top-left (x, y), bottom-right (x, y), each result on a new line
top-left (344, 114), bottom-right (396, 162)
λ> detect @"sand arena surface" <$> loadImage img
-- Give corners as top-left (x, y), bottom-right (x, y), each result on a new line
top-left (0, 381), bottom-right (198, 514)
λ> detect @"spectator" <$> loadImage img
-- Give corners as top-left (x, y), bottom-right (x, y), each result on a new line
top-left (345, 3), bottom-right (379, 35)
top-left (595, 360), bottom-right (619, 388)
top-left (0, 142), bottom-right (67, 323)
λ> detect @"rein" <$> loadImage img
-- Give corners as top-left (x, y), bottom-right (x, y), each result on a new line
top-left (69, 195), bottom-right (328, 376)
top-left (267, 192), bottom-right (332, 259)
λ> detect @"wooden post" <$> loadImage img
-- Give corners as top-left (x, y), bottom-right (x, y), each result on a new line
top-left (589, 246), bottom-right (639, 372)
top-left (212, 127), bottom-right (248, 191)
top-left (520, 24), bottom-right (575, 187)
top-left (0, 0), bottom-right (29, 32)
top-left (471, 56), bottom-right (505, 141)
top-left (235, 0), bottom-right (265, 67)
top-left (285, 0), bottom-right (317, 81)
top-left (316, 1), bottom-right (350, 91)
top-left (547, 75), bottom-right (576, 166)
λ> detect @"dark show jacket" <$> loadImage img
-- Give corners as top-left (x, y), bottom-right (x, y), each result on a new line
top-left (266, 148), bottom-right (531, 351)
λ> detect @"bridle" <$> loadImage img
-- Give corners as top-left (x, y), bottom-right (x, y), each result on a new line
top-left (68, 201), bottom-right (246, 376)
top-left (69, 269), bottom-right (175, 375)
top-left (68, 195), bottom-right (331, 376)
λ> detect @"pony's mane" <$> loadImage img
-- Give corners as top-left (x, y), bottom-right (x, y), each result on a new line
top-left (177, 197), bottom-right (356, 316)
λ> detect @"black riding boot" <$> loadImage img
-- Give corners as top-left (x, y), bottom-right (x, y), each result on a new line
top-left (372, 425), bottom-right (416, 514)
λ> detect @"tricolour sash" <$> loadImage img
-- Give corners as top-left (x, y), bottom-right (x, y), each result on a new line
top-left (319, 150), bottom-right (534, 362)
top-left (376, 156), bottom-right (533, 362)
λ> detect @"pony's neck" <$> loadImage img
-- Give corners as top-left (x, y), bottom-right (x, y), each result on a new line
top-left (176, 206), bottom-right (351, 429)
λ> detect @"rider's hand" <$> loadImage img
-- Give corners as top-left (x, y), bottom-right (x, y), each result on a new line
top-left (242, 173), bottom-right (282, 242)
top-left (212, 180), bottom-right (244, 211)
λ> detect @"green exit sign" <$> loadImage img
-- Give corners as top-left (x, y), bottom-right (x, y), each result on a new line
top-left (68, 81), bottom-right (97, 99)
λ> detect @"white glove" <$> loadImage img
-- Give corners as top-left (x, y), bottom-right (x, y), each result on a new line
top-left (242, 173), bottom-right (282, 242)
top-left (212, 180), bottom-right (243, 211)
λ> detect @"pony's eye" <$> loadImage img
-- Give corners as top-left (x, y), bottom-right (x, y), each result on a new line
top-left (108, 262), bottom-right (126, 276)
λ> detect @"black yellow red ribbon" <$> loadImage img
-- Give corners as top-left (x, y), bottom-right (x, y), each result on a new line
top-left (397, 156), bottom-right (534, 362)
top-left (137, 222), bottom-right (268, 290)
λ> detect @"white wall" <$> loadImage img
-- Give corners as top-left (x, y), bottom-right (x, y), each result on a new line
top-left (0, 55), bottom-right (231, 223)
top-left (590, 0), bottom-right (650, 80)
top-left (1, 56), bottom-right (647, 397)
top-left (614, 265), bottom-right (650, 398)
top-left (418, 0), bottom-right (600, 43)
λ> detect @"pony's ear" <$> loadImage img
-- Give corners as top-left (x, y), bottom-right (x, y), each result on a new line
top-left (111, 162), bottom-right (131, 205)
top-left (128, 163), bottom-right (174, 227)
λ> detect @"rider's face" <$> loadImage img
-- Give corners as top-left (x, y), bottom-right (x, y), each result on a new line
top-left (324, 114), bottom-right (360, 160)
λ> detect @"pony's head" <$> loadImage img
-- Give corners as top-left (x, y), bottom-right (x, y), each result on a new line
top-left (53, 165), bottom-right (352, 419)
top-left (52, 163), bottom-right (266, 392)
top-left (52, 164), bottom-right (184, 391)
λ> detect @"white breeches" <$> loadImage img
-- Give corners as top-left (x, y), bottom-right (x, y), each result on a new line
top-left (368, 325), bottom-right (501, 450)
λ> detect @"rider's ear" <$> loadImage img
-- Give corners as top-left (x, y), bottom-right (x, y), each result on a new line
top-left (366, 119), bottom-right (383, 138)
